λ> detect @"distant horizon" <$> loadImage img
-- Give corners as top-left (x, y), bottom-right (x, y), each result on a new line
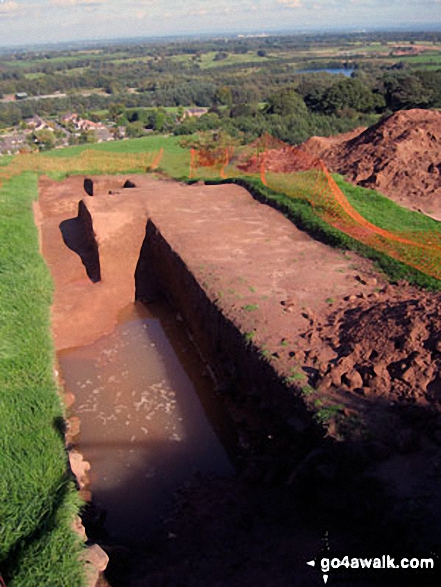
top-left (1, 22), bottom-right (441, 52)
top-left (0, 0), bottom-right (440, 50)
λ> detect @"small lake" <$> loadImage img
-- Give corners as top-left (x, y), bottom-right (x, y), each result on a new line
top-left (294, 68), bottom-right (355, 77)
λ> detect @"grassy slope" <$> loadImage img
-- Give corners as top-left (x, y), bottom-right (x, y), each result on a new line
top-left (334, 174), bottom-right (441, 234)
top-left (0, 173), bottom-right (84, 587)
top-left (44, 135), bottom-right (190, 179)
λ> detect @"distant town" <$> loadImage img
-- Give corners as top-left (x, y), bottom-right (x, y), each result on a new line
top-left (0, 103), bottom-right (209, 155)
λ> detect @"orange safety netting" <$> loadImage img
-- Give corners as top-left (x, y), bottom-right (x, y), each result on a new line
top-left (189, 146), bottom-right (234, 179)
top-left (1, 136), bottom-right (441, 281)
top-left (190, 134), bottom-right (441, 281)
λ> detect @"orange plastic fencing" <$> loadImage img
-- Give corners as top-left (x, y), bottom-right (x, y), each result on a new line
top-left (2, 138), bottom-right (441, 281)
top-left (189, 146), bottom-right (234, 179)
top-left (190, 134), bottom-right (441, 281)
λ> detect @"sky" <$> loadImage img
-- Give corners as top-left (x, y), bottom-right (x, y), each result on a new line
top-left (0, 0), bottom-right (440, 47)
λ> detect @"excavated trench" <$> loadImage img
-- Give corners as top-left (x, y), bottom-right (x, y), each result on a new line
top-left (59, 299), bottom-right (235, 545)
top-left (37, 174), bottom-right (441, 587)
top-left (57, 207), bottom-right (322, 550)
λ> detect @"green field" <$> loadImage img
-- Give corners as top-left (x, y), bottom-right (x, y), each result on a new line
top-left (0, 173), bottom-right (84, 586)
top-left (43, 134), bottom-right (190, 178)
top-left (171, 50), bottom-right (272, 69)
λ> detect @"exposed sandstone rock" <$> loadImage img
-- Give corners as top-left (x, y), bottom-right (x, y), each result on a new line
top-left (67, 416), bottom-right (81, 439)
top-left (69, 450), bottom-right (91, 489)
top-left (84, 544), bottom-right (109, 573)
top-left (342, 369), bottom-right (363, 390)
top-left (64, 391), bottom-right (76, 408)
top-left (72, 515), bottom-right (87, 541)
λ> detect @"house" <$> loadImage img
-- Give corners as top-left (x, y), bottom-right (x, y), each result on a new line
top-left (61, 113), bottom-right (106, 132)
top-left (26, 115), bottom-right (52, 132)
top-left (183, 107), bottom-right (209, 119)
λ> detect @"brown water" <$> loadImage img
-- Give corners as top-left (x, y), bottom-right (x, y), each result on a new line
top-left (59, 302), bottom-right (234, 544)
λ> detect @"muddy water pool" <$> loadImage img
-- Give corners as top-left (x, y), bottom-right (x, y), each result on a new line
top-left (59, 302), bottom-right (234, 544)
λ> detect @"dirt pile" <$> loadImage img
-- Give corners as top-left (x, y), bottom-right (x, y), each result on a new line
top-left (318, 287), bottom-right (441, 402)
top-left (237, 145), bottom-right (321, 174)
top-left (300, 126), bottom-right (366, 160)
top-left (300, 284), bottom-right (441, 450)
top-left (301, 109), bottom-right (441, 218)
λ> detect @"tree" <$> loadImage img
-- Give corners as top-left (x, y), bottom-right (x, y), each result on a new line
top-left (230, 103), bottom-right (257, 118)
top-left (213, 52), bottom-right (228, 62)
top-left (153, 109), bottom-right (166, 132)
top-left (32, 129), bottom-right (56, 151)
top-left (126, 120), bottom-right (146, 138)
top-left (78, 130), bottom-right (96, 144)
top-left (415, 70), bottom-right (441, 107)
top-left (381, 73), bottom-right (434, 110)
top-left (320, 78), bottom-right (384, 115)
top-left (108, 102), bottom-right (125, 122)
top-left (214, 85), bottom-right (233, 108)
top-left (264, 90), bottom-right (308, 117)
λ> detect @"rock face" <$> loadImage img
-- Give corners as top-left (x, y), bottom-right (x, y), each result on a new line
top-left (300, 109), bottom-right (441, 218)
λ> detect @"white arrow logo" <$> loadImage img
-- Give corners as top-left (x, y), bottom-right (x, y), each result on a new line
top-left (306, 559), bottom-right (329, 583)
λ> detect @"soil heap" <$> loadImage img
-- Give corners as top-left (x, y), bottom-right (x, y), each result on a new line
top-left (301, 108), bottom-right (441, 218)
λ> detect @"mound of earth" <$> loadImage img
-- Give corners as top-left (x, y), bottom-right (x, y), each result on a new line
top-left (301, 283), bottom-right (441, 448)
top-left (299, 126), bottom-right (366, 160)
top-left (301, 109), bottom-right (441, 219)
top-left (316, 287), bottom-right (441, 402)
top-left (236, 145), bottom-right (322, 174)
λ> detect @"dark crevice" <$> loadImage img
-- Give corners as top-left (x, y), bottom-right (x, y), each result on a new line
top-left (59, 200), bottom-right (101, 283)
top-left (84, 178), bottom-right (94, 197)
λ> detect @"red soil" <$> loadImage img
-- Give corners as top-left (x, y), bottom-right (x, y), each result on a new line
top-left (301, 109), bottom-right (441, 218)
top-left (36, 173), bottom-right (441, 585)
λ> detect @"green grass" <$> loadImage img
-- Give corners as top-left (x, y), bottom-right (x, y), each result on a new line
top-left (301, 384), bottom-right (316, 396)
top-left (44, 134), bottom-right (183, 158)
top-left (397, 53), bottom-right (441, 64)
top-left (0, 173), bottom-right (85, 586)
top-left (170, 50), bottom-right (271, 70)
top-left (0, 155), bottom-right (13, 167)
top-left (334, 174), bottom-right (441, 234)
top-left (43, 134), bottom-right (190, 179)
